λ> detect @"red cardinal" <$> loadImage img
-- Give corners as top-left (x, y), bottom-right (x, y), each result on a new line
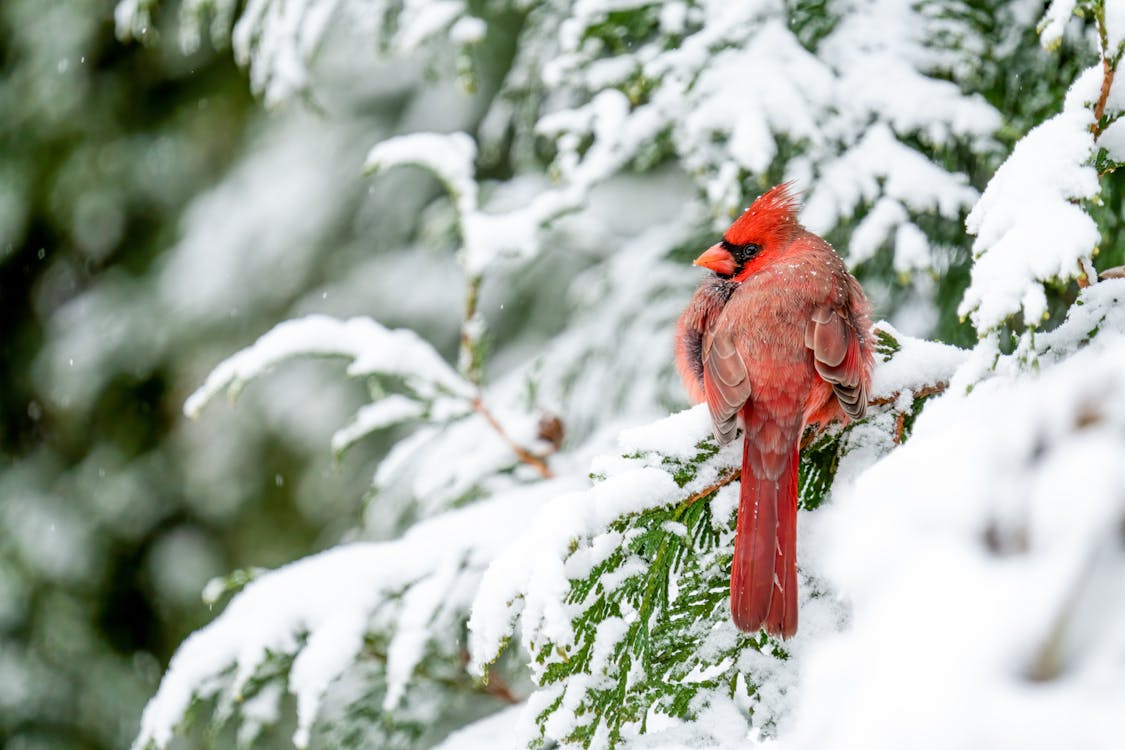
top-left (676, 184), bottom-right (873, 638)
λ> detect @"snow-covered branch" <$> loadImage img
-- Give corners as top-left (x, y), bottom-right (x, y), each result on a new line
top-left (184, 314), bottom-right (474, 419)
top-left (133, 480), bottom-right (582, 750)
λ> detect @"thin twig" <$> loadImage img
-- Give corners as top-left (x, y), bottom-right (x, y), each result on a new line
top-left (459, 651), bottom-right (521, 705)
top-left (472, 398), bottom-right (555, 478)
top-left (1077, 259), bottom-right (1092, 288)
top-left (800, 428), bottom-right (818, 451)
top-left (458, 268), bottom-right (556, 477)
top-left (1093, 56), bottom-right (1114, 137)
top-left (681, 468), bottom-right (740, 510)
top-left (1093, 9), bottom-right (1116, 139)
top-left (480, 674), bottom-right (520, 704)
top-left (869, 382), bottom-right (947, 407)
top-left (893, 411), bottom-right (906, 445)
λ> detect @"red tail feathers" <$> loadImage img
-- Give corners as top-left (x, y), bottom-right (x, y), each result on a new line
top-left (730, 426), bottom-right (799, 638)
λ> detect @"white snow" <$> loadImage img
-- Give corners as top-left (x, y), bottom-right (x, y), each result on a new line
top-left (117, 0), bottom-right (479, 104)
top-left (132, 480), bottom-right (579, 749)
top-left (617, 405), bottom-right (714, 459)
top-left (869, 322), bottom-right (968, 400)
top-left (848, 198), bottom-right (908, 267)
top-left (184, 314), bottom-right (474, 419)
top-left (329, 394), bottom-right (425, 454)
top-left (231, 0), bottom-right (339, 105)
top-left (786, 332), bottom-right (1125, 750)
top-left (1038, 0), bottom-right (1077, 49)
top-left (961, 69), bottom-right (1101, 332)
top-left (394, 0), bottom-right (463, 51)
top-left (364, 132), bottom-right (479, 219)
top-left (802, 124), bottom-right (979, 239)
top-left (366, 130), bottom-right (588, 275)
top-left (117, 2), bottom-right (1125, 749)
top-left (449, 15), bottom-right (487, 45)
top-left (429, 705), bottom-right (526, 750)
top-left (1108, 0), bottom-right (1125, 52)
top-left (677, 20), bottom-right (833, 176)
top-left (468, 466), bottom-right (683, 675)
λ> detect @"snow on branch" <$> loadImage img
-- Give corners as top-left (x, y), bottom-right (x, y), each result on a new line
top-left (787, 330), bottom-right (1125, 750)
top-left (116, 0), bottom-right (483, 105)
top-left (960, 1), bottom-right (1125, 334)
top-left (364, 132), bottom-right (479, 217)
top-left (329, 394), bottom-right (425, 454)
top-left (365, 131), bottom-right (586, 276)
top-left (525, 0), bottom-right (1001, 278)
top-left (960, 84), bottom-right (1100, 332)
top-left (469, 406), bottom-right (761, 748)
top-left (467, 327), bottom-right (966, 748)
top-left (183, 311), bottom-right (561, 532)
top-left (133, 480), bottom-right (581, 750)
top-left (1039, 0), bottom-right (1079, 50)
top-left (800, 124), bottom-right (979, 273)
top-left (184, 314), bottom-right (474, 420)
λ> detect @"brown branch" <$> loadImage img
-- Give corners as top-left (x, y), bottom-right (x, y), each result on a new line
top-left (681, 468), bottom-right (740, 510)
top-left (869, 382), bottom-right (947, 407)
top-left (480, 673), bottom-right (520, 704)
top-left (457, 263), bottom-right (557, 479)
top-left (1076, 259), bottom-right (1092, 288)
top-left (474, 670), bottom-right (517, 706)
top-left (1093, 10), bottom-right (1116, 138)
top-left (472, 398), bottom-right (555, 478)
top-left (1093, 56), bottom-right (1114, 137)
top-left (459, 651), bottom-right (521, 705)
top-left (800, 428), bottom-right (819, 451)
top-left (893, 411), bottom-right (906, 445)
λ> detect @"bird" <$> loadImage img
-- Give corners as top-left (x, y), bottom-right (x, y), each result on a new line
top-left (675, 183), bottom-right (874, 638)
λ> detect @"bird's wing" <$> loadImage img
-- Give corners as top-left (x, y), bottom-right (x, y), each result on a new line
top-left (702, 319), bottom-right (751, 444)
top-left (805, 305), bottom-right (867, 419)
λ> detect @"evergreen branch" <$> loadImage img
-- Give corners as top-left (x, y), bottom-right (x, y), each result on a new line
top-left (661, 380), bottom-right (951, 509)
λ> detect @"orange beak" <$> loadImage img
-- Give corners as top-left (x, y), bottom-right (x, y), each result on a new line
top-left (693, 243), bottom-right (736, 276)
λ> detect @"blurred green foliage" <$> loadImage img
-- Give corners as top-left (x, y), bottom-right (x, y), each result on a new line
top-left (0, 2), bottom-right (276, 748)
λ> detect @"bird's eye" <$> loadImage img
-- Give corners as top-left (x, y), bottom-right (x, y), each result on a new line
top-left (720, 240), bottom-right (761, 265)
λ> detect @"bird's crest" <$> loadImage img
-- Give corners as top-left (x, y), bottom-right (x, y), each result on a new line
top-left (724, 182), bottom-right (801, 246)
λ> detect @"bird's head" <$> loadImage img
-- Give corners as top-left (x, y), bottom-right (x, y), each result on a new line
top-left (693, 183), bottom-right (801, 281)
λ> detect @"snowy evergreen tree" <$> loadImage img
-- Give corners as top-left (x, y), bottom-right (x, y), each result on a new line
top-left (108, 0), bottom-right (1125, 748)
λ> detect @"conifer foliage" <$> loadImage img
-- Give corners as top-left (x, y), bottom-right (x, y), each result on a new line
top-left (119, 1), bottom-right (1125, 748)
